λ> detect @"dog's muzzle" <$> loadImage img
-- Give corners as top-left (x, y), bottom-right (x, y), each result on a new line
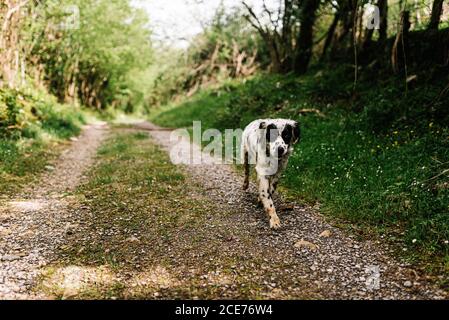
top-left (276, 146), bottom-right (286, 158)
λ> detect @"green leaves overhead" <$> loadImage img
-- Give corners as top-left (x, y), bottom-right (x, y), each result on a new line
top-left (26, 0), bottom-right (153, 110)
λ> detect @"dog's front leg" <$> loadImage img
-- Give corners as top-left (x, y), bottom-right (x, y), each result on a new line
top-left (258, 175), bottom-right (280, 229)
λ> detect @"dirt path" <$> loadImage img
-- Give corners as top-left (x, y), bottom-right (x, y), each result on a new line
top-left (0, 122), bottom-right (108, 299)
top-left (133, 121), bottom-right (447, 299)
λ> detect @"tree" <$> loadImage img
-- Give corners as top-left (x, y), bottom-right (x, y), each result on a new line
top-left (242, 0), bottom-right (294, 73)
top-left (328, 0), bottom-right (357, 57)
top-left (243, 0), bottom-right (323, 74)
top-left (428, 0), bottom-right (444, 30)
top-left (321, 5), bottom-right (341, 60)
top-left (26, 0), bottom-right (153, 109)
top-left (294, 0), bottom-right (321, 74)
top-left (0, 0), bottom-right (29, 88)
top-left (391, 10), bottom-right (410, 74)
top-left (378, 0), bottom-right (388, 42)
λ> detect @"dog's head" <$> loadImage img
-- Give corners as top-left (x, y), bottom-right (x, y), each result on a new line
top-left (259, 119), bottom-right (300, 159)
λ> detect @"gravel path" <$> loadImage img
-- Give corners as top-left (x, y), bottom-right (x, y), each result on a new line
top-left (0, 122), bottom-right (108, 299)
top-left (135, 120), bottom-right (447, 300)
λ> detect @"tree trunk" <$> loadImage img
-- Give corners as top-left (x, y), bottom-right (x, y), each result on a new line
top-left (282, 0), bottom-right (294, 62)
top-left (321, 11), bottom-right (340, 60)
top-left (266, 36), bottom-right (282, 73)
top-left (330, 1), bottom-right (355, 57)
top-left (294, 0), bottom-right (320, 74)
top-left (243, 2), bottom-right (284, 73)
top-left (428, 0), bottom-right (444, 30)
top-left (378, 0), bottom-right (388, 42)
top-left (391, 11), bottom-right (410, 74)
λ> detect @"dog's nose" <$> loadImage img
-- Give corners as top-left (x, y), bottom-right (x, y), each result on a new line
top-left (277, 146), bottom-right (285, 157)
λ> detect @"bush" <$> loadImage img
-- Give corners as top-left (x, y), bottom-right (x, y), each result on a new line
top-left (0, 87), bottom-right (85, 140)
top-left (0, 86), bottom-right (86, 195)
top-left (0, 89), bottom-right (27, 138)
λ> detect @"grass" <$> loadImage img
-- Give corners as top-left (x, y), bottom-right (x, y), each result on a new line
top-left (0, 86), bottom-right (85, 196)
top-left (0, 138), bottom-right (64, 195)
top-left (150, 68), bottom-right (449, 275)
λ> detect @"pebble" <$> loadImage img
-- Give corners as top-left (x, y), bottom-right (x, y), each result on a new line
top-left (1, 255), bottom-right (20, 262)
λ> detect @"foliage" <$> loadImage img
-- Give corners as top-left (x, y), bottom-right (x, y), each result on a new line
top-left (146, 6), bottom-right (265, 107)
top-left (0, 85), bottom-right (84, 139)
top-left (23, 0), bottom-right (153, 111)
top-left (0, 84), bottom-right (85, 194)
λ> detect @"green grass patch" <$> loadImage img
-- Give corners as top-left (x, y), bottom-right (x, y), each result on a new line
top-left (0, 86), bottom-right (85, 196)
top-left (150, 70), bottom-right (449, 274)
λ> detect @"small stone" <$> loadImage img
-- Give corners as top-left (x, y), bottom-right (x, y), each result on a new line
top-left (1, 254), bottom-right (20, 261)
top-left (319, 230), bottom-right (331, 238)
top-left (126, 236), bottom-right (140, 243)
top-left (62, 288), bottom-right (79, 299)
top-left (0, 228), bottom-right (12, 237)
top-left (404, 281), bottom-right (413, 288)
top-left (294, 240), bottom-right (319, 251)
top-left (279, 204), bottom-right (294, 212)
top-left (45, 165), bottom-right (55, 171)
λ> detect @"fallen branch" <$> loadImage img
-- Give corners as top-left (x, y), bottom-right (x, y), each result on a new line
top-left (298, 108), bottom-right (325, 117)
top-left (427, 82), bottom-right (449, 109)
top-left (413, 169), bottom-right (449, 187)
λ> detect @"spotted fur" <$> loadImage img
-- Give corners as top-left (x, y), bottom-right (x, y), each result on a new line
top-left (241, 119), bottom-right (300, 229)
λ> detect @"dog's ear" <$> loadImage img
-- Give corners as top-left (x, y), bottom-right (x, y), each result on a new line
top-left (282, 124), bottom-right (293, 144)
top-left (292, 121), bottom-right (300, 143)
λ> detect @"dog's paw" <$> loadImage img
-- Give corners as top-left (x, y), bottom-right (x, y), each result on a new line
top-left (269, 215), bottom-right (281, 229)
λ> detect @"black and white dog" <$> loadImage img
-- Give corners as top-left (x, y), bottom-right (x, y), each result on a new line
top-left (241, 119), bottom-right (300, 229)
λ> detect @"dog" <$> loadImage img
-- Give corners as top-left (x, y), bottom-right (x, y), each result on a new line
top-left (241, 119), bottom-right (300, 229)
